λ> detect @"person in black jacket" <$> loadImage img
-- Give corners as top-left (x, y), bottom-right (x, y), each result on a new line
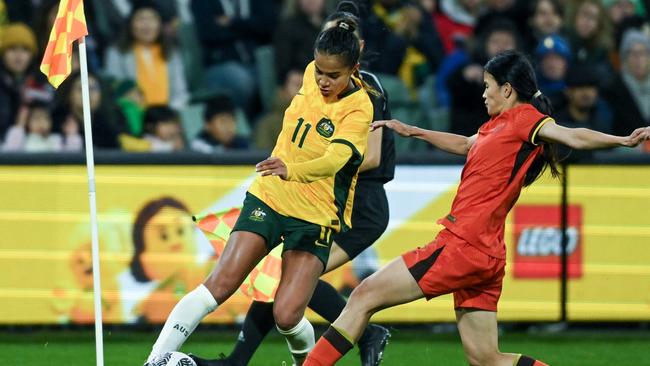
top-left (190, 0), bottom-right (278, 114)
top-left (362, 0), bottom-right (444, 89)
top-left (447, 18), bottom-right (519, 137)
top-left (273, 0), bottom-right (327, 83)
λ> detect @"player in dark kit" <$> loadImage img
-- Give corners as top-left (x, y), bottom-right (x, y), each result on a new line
top-left (303, 50), bottom-right (650, 366)
top-left (190, 3), bottom-right (395, 366)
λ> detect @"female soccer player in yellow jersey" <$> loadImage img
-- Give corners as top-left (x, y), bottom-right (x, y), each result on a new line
top-left (144, 17), bottom-right (374, 366)
top-left (191, 2), bottom-right (393, 366)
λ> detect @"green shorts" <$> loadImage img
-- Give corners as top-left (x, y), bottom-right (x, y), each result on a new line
top-left (232, 192), bottom-right (334, 268)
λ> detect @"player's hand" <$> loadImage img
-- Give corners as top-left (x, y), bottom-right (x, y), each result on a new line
top-left (621, 127), bottom-right (650, 147)
top-left (371, 119), bottom-right (413, 137)
top-left (256, 156), bottom-right (288, 180)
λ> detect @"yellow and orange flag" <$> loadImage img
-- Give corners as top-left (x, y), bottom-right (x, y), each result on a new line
top-left (40, 0), bottom-right (88, 88)
top-left (194, 208), bottom-right (283, 303)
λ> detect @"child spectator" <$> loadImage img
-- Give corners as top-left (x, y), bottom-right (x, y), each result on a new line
top-left (535, 34), bottom-right (572, 106)
top-left (142, 106), bottom-right (185, 152)
top-left (2, 101), bottom-right (82, 152)
top-left (192, 95), bottom-right (249, 153)
top-left (52, 71), bottom-right (124, 149)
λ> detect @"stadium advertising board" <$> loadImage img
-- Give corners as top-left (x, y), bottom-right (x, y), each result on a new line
top-left (0, 165), bottom-right (648, 324)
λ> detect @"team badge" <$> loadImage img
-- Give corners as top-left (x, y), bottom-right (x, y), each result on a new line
top-left (249, 207), bottom-right (267, 222)
top-left (316, 118), bottom-right (335, 138)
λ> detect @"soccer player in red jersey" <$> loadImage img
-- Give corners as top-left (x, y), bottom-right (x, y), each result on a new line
top-left (303, 50), bottom-right (650, 366)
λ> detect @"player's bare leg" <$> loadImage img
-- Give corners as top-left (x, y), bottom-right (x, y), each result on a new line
top-left (456, 309), bottom-right (548, 366)
top-left (146, 231), bottom-right (267, 364)
top-left (273, 250), bottom-right (324, 365)
top-left (203, 231), bottom-right (269, 302)
top-left (304, 257), bottom-right (424, 365)
top-left (324, 242), bottom-right (350, 273)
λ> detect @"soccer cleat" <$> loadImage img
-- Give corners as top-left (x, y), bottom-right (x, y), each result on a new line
top-left (358, 324), bottom-right (391, 366)
top-left (189, 352), bottom-right (234, 366)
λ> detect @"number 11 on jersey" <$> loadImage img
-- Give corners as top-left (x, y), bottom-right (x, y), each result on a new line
top-left (291, 118), bottom-right (311, 148)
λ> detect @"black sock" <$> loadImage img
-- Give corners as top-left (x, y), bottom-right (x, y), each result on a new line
top-left (227, 300), bottom-right (275, 366)
top-left (308, 279), bottom-right (346, 323)
top-left (308, 279), bottom-right (376, 345)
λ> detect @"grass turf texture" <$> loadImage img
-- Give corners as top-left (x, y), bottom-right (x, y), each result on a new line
top-left (0, 327), bottom-right (647, 365)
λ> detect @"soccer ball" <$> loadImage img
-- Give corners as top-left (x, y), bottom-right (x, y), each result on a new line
top-left (152, 352), bottom-right (197, 366)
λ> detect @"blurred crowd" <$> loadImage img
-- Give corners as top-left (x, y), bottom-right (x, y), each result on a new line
top-left (0, 0), bottom-right (648, 156)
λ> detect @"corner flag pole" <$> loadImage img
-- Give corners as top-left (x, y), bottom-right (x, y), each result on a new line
top-left (78, 36), bottom-right (105, 366)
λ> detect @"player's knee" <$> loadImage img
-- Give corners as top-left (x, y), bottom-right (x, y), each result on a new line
top-left (273, 305), bottom-right (303, 331)
top-left (348, 277), bottom-right (381, 312)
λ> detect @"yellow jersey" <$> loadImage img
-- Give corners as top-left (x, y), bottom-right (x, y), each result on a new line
top-left (248, 61), bottom-right (373, 232)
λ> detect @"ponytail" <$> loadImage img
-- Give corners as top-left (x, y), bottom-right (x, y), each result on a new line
top-left (321, 2), bottom-right (379, 97)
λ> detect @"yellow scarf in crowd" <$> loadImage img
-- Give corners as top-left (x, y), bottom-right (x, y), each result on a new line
top-left (134, 44), bottom-right (169, 106)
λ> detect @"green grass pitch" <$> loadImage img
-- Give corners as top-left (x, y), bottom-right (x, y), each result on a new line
top-left (1, 327), bottom-right (647, 365)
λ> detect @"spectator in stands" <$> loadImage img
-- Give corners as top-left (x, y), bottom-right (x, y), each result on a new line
top-left (254, 69), bottom-right (303, 150)
top-left (363, 0), bottom-right (444, 90)
top-left (535, 34), bottom-right (571, 107)
top-left (0, 22), bottom-right (37, 140)
top-left (2, 101), bottom-right (82, 152)
top-left (603, 29), bottom-right (650, 137)
top-left (554, 66), bottom-right (613, 160)
top-left (446, 19), bottom-right (518, 136)
top-left (602, 0), bottom-right (648, 56)
top-left (432, 0), bottom-right (481, 54)
top-left (142, 105), bottom-right (185, 152)
top-left (565, 0), bottom-right (615, 87)
top-left (52, 71), bottom-right (123, 149)
top-left (104, 1), bottom-right (189, 110)
top-left (273, 0), bottom-right (326, 82)
top-left (604, 0), bottom-right (647, 33)
top-left (556, 66), bottom-right (613, 133)
top-left (191, 95), bottom-right (249, 153)
top-left (523, 0), bottom-right (564, 54)
top-left (191, 0), bottom-right (278, 115)
top-left (474, 0), bottom-right (528, 40)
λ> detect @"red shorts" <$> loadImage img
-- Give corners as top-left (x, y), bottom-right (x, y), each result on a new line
top-left (402, 229), bottom-right (505, 311)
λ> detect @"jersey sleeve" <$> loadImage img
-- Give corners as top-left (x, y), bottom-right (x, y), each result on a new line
top-left (285, 142), bottom-right (353, 183)
top-left (514, 109), bottom-right (555, 146)
top-left (331, 108), bottom-right (372, 158)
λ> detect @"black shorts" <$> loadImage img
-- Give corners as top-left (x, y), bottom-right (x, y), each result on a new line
top-left (333, 180), bottom-right (389, 259)
top-left (232, 193), bottom-right (334, 268)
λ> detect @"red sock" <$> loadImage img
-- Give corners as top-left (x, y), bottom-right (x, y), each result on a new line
top-left (303, 327), bottom-right (353, 366)
top-left (516, 355), bottom-right (549, 366)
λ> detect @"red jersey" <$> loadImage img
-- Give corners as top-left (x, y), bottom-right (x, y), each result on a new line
top-left (438, 104), bottom-right (554, 259)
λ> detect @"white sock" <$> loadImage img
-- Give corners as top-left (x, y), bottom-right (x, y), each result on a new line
top-left (146, 284), bottom-right (218, 362)
top-left (276, 317), bottom-right (315, 365)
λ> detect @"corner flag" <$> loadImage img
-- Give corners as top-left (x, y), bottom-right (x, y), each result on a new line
top-left (40, 0), bottom-right (88, 88)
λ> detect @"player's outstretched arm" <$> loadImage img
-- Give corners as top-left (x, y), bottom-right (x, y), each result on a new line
top-left (371, 119), bottom-right (476, 155)
top-left (538, 123), bottom-right (650, 150)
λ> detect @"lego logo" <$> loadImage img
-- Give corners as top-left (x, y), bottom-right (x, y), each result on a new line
top-left (516, 227), bottom-right (579, 256)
